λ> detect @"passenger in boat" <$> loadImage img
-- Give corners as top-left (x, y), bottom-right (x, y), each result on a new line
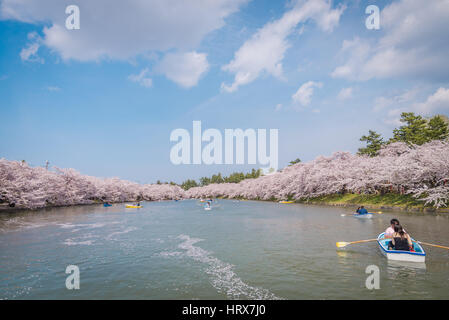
top-left (384, 219), bottom-right (408, 238)
top-left (385, 219), bottom-right (400, 238)
top-left (388, 225), bottom-right (413, 251)
top-left (356, 206), bottom-right (368, 215)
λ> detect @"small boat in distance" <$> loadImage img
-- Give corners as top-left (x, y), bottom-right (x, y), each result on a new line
top-left (126, 204), bottom-right (142, 209)
top-left (204, 200), bottom-right (212, 211)
top-left (279, 200), bottom-right (295, 204)
top-left (377, 232), bottom-right (426, 263)
top-left (103, 203), bottom-right (112, 207)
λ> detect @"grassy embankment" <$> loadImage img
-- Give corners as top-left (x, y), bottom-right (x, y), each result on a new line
top-left (217, 193), bottom-right (447, 213)
top-left (295, 193), bottom-right (449, 213)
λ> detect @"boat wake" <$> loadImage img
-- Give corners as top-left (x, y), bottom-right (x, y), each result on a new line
top-left (63, 238), bottom-right (95, 246)
top-left (0, 217), bottom-right (58, 233)
top-left (106, 227), bottom-right (138, 240)
top-left (58, 221), bottom-right (119, 232)
top-left (174, 234), bottom-right (282, 300)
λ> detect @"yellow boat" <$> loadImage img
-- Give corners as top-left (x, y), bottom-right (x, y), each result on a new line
top-left (125, 204), bottom-right (142, 208)
top-left (279, 200), bottom-right (295, 204)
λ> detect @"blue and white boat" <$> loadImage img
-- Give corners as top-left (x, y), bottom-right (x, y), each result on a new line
top-left (353, 213), bottom-right (373, 219)
top-left (377, 232), bottom-right (426, 263)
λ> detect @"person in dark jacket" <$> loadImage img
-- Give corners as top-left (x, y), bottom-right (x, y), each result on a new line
top-left (356, 206), bottom-right (368, 215)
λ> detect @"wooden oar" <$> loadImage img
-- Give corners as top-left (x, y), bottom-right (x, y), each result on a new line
top-left (415, 241), bottom-right (449, 250)
top-left (336, 239), bottom-right (377, 248)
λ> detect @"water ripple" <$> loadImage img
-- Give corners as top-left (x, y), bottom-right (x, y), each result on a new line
top-left (175, 234), bottom-right (282, 300)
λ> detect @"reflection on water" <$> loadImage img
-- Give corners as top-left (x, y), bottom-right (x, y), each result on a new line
top-left (1, 200), bottom-right (449, 299)
top-left (387, 260), bottom-right (426, 271)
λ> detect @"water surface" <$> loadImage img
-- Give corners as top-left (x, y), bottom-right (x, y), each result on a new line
top-left (1, 200), bottom-right (449, 299)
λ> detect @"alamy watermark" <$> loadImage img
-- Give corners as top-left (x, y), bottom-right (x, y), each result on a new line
top-left (170, 121), bottom-right (278, 173)
top-left (365, 265), bottom-right (380, 290)
top-left (365, 5), bottom-right (380, 30)
top-left (65, 5), bottom-right (80, 30)
top-left (65, 265), bottom-right (80, 290)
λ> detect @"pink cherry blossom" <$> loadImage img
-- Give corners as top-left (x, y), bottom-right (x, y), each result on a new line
top-left (186, 141), bottom-right (449, 208)
top-left (0, 160), bottom-right (184, 209)
top-left (1, 141), bottom-right (448, 210)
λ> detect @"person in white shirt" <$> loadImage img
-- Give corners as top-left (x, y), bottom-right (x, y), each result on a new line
top-left (385, 218), bottom-right (400, 239)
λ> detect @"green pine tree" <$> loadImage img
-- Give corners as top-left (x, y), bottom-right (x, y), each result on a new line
top-left (426, 115), bottom-right (449, 141)
top-left (358, 130), bottom-right (385, 157)
top-left (289, 158), bottom-right (301, 166)
top-left (390, 112), bottom-right (428, 145)
top-left (181, 179), bottom-right (198, 190)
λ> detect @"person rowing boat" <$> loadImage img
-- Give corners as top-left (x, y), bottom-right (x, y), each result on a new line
top-left (385, 218), bottom-right (407, 239)
top-left (355, 206), bottom-right (369, 215)
top-left (388, 224), bottom-right (413, 251)
top-left (204, 201), bottom-right (212, 211)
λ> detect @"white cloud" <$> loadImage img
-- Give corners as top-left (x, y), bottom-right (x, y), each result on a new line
top-left (47, 86), bottom-right (60, 92)
top-left (332, 0), bottom-right (449, 81)
top-left (337, 87), bottom-right (353, 100)
top-left (384, 108), bottom-right (404, 126)
top-left (292, 81), bottom-right (323, 106)
top-left (20, 42), bottom-right (40, 61)
top-left (330, 38), bottom-right (370, 80)
top-left (19, 32), bottom-right (43, 63)
top-left (275, 103), bottom-right (282, 111)
top-left (128, 68), bottom-right (153, 88)
top-left (154, 51), bottom-right (209, 88)
top-left (414, 88), bottom-right (449, 115)
top-left (373, 88), bottom-right (419, 112)
top-left (1, 0), bottom-right (248, 61)
top-left (221, 0), bottom-right (344, 92)
top-left (377, 87), bottom-right (449, 125)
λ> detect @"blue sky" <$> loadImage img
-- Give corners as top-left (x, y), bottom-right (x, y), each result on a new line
top-left (1, 0), bottom-right (448, 183)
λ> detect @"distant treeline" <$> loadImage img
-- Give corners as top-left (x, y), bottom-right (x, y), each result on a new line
top-left (155, 168), bottom-right (262, 190)
top-left (156, 112), bottom-right (448, 191)
top-left (181, 168), bottom-right (262, 190)
top-left (358, 112), bottom-right (449, 157)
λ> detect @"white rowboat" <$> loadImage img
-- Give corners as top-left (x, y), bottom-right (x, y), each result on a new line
top-left (377, 232), bottom-right (426, 263)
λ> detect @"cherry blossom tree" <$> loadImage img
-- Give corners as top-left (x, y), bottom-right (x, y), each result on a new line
top-left (186, 141), bottom-right (449, 208)
top-left (1, 141), bottom-right (448, 210)
top-left (0, 159), bottom-right (184, 209)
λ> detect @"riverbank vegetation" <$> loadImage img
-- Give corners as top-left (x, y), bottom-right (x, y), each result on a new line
top-left (358, 113), bottom-right (448, 156)
top-left (186, 141), bottom-right (449, 208)
top-left (187, 113), bottom-right (449, 209)
top-left (180, 169), bottom-right (262, 190)
top-left (296, 193), bottom-right (449, 212)
top-left (1, 112), bottom-right (448, 211)
top-left (0, 160), bottom-right (184, 210)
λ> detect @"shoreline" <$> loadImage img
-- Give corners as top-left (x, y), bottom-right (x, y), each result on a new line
top-left (293, 194), bottom-right (449, 214)
top-left (295, 199), bottom-right (449, 214)
top-left (221, 194), bottom-right (449, 214)
top-left (3, 194), bottom-right (448, 215)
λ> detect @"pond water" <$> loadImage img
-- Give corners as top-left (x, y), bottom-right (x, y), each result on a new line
top-left (1, 200), bottom-right (449, 299)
